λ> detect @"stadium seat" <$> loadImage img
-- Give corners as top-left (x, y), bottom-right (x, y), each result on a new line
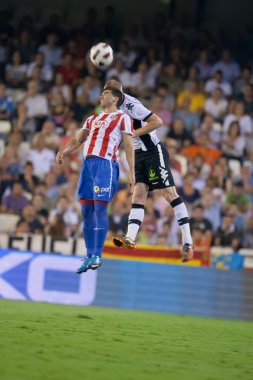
top-left (0, 139), bottom-right (5, 157)
top-left (0, 120), bottom-right (11, 134)
top-left (228, 159), bottom-right (241, 177)
top-left (175, 154), bottom-right (188, 176)
top-left (0, 214), bottom-right (19, 233)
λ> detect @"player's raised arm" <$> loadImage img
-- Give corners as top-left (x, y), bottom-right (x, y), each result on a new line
top-left (133, 113), bottom-right (162, 137)
top-left (56, 128), bottom-right (89, 164)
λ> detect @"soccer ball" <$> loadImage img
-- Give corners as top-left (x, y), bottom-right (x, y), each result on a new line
top-left (90, 42), bottom-right (114, 68)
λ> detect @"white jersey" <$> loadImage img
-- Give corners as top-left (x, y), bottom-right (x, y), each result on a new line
top-left (120, 93), bottom-right (160, 151)
top-left (81, 110), bottom-right (133, 161)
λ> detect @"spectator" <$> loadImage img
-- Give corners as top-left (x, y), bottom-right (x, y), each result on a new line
top-left (5, 50), bottom-right (27, 89)
top-left (222, 121), bottom-right (246, 161)
top-left (237, 83), bottom-right (253, 116)
top-left (106, 58), bottom-right (131, 88)
top-left (49, 195), bottom-right (79, 237)
top-left (225, 180), bottom-right (250, 213)
top-left (223, 101), bottom-right (252, 135)
top-left (178, 172), bottom-right (201, 206)
top-left (33, 120), bottom-right (60, 151)
top-left (194, 113), bottom-right (221, 147)
top-left (0, 83), bottom-right (14, 120)
top-left (204, 87), bottom-right (228, 120)
top-left (194, 50), bottom-right (211, 80)
top-left (177, 80), bottom-right (205, 114)
top-left (1, 182), bottom-right (30, 214)
top-left (17, 204), bottom-right (44, 233)
top-left (18, 161), bottom-right (39, 193)
top-left (157, 63), bottom-right (183, 96)
top-left (167, 119), bottom-right (193, 148)
top-left (38, 33), bottom-right (63, 67)
top-left (211, 49), bottom-right (240, 83)
top-left (213, 214), bottom-right (241, 250)
top-left (56, 53), bottom-right (80, 86)
top-left (243, 216), bottom-right (253, 248)
top-left (27, 133), bottom-right (55, 178)
top-left (205, 70), bottom-right (232, 97)
top-left (108, 200), bottom-right (128, 234)
top-left (51, 72), bottom-right (72, 105)
top-left (234, 66), bottom-right (253, 96)
top-left (26, 51), bottom-right (53, 82)
top-left (189, 205), bottom-right (213, 238)
top-left (173, 96), bottom-right (200, 132)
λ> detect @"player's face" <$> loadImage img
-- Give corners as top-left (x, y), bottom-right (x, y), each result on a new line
top-left (100, 90), bottom-right (114, 108)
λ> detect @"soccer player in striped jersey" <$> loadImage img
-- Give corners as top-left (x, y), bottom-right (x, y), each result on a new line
top-left (56, 87), bottom-right (135, 273)
top-left (105, 79), bottom-right (194, 262)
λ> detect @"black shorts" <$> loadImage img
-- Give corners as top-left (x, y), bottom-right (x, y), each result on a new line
top-left (135, 143), bottom-right (175, 191)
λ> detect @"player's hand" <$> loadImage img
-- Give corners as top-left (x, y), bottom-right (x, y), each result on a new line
top-left (56, 151), bottom-right (64, 165)
top-left (129, 173), bottom-right (135, 194)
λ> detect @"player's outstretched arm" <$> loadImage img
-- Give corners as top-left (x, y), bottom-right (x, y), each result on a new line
top-left (134, 113), bottom-right (162, 137)
top-left (56, 129), bottom-right (89, 164)
top-left (123, 133), bottom-right (135, 193)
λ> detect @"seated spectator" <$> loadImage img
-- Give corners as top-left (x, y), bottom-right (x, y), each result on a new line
top-left (76, 75), bottom-right (101, 106)
top-left (150, 94), bottom-right (172, 127)
top-left (211, 49), bottom-right (240, 83)
top-left (1, 182), bottom-right (30, 214)
top-left (178, 172), bottom-right (201, 206)
top-left (45, 213), bottom-right (66, 238)
top-left (17, 29), bottom-right (35, 64)
top-left (0, 83), bottom-right (15, 121)
top-left (0, 146), bottom-right (22, 178)
top-left (108, 200), bottom-right (128, 234)
top-left (205, 70), bottom-right (232, 97)
top-left (27, 133), bottom-right (55, 178)
top-left (233, 66), bottom-right (253, 96)
top-left (201, 192), bottom-right (222, 231)
top-left (56, 53), bottom-right (80, 86)
top-left (115, 40), bottom-right (138, 70)
top-left (6, 131), bottom-right (30, 165)
top-left (156, 83), bottom-right (175, 111)
top-left (49, 195), bottom-right (79, 237)
top-left (50, 93), bottom-right (69, 130)
top-left (213, 214), bottom-right (241, 250)
top-left (157, 63), bottom-right (183, 96)
top-left (60, 120), bottom-right (81, 161)
top-left (237, 83), bottom-right (253, 116)
top-left (22, 80), bottom-right (49, 135)
top-left (167, 119), bottom-right (193, 148)
top-left (19, 161), bottom-right (39, 193)
top-left (38, 33), bottom-right (63, 67)
top-left (189, 205), bottom-right (213, 238)
top-left (212, 157), bottom-right (232, 190)
top-left (27, 51), bottom-right (53, 83)
top-left (222, 121), bottom-right (246, 160)
top-left (204, 87), bottom-right (228, 120)
top-left (243, 215), bottom-right (253, 248)
top-left (183, 65), bottom-right (200, 91)
top-left (223, 101), bottom-right (253, 135)
top-left (192, 227), bottom-right (211, 251)
top-left (182, 132), bottom-right (221, 166)
top-left (31, 193), bottom-right (49, 225)
top-left (225, 180), bottom-right (250, 213)
top-left (5, 50), bottom-right (27, 89)
top-left (106, 58), bottom-right (131, 88)
top-left (130, 61), bottom-right (160, 96)
top-left (177, 80), bottom-right (205, 114)
top-left (51, 72), bottom-right (72, 105)
top-left (44, 171), bottom-right (60, 200)
top-left (33, 120), bottom-right (60, 151)
top-left (16, 204), bottom-right (44, 233)
top-left (70, 93), bottom-right (93, 123)
top-left (194, 113), bottom-right (221, 147)
top-left (194, 50), bottom-right (211, 80)
top-left (173, 96), bottom-right (200, 132)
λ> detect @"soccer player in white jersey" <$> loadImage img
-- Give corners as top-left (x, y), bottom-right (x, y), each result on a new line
top-left (105, 79), bottom-right (194, 262)
top-left (56, 87), bottom-right (135, 273)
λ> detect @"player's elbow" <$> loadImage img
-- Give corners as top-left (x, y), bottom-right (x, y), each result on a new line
top-left (150, 114), bottom-right (163, 128)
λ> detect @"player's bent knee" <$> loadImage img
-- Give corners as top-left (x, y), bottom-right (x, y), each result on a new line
top-left (161, 186), bottom-right (179, 202)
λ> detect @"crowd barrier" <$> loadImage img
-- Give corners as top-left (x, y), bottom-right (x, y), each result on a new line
top-left (1, 248), bottom-right (253, 320)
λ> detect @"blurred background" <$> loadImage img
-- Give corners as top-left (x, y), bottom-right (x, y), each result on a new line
top-left (0, 0), bottom-right (253, 317)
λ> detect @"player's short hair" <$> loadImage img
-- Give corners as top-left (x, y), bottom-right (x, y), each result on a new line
top-left (104, 86), bottom-right (124, 108)
top-left (104, 79), bottom-right (123, 92)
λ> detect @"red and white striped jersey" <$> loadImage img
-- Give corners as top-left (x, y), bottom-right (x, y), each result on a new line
top-left (81, 111), bottom-right (133, 161)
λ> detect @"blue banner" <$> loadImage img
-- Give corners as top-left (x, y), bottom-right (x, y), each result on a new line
top-left (0, 249), bottom-right (97, 306)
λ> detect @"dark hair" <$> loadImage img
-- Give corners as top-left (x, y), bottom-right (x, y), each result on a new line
top-left (103, 86), bottom-right (124, 107)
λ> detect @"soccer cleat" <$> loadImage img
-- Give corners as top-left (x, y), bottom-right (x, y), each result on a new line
top-left (89, 256), bottom-right (102, 270)
top-left (76, 257), bottom-right (92, 274)
top-left (182, 243), bottom-right (195, 263)
top-left (112, 235), bottom-right (136, 250)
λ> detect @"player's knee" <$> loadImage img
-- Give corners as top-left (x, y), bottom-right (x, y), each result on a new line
top-left (161, 186), bottom-right (179, 202)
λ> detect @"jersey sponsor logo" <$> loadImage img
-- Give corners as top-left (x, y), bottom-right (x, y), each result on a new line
top-left (94, 185), bottom-right (110, 194)
top-left (125, 102), bottom-right (134, 111)
top-left (93, 120), bottom-right (108, 128)
top-left (148, 169), bottom-right (159, 181)
top-left (94, 185), bottom-right (101, 193)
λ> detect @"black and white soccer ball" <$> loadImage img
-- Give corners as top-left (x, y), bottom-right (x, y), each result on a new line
top-left (90, 42), bottom-right (114, 68)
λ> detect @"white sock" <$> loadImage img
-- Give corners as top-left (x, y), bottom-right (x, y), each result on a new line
top-left (126, 203), bottom-right (145, 241)
top-left (170, 197), bottom-right (193, 245)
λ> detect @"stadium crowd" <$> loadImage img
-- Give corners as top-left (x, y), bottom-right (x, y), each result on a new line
top-left (0, 7), bottom-right (253, 250)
